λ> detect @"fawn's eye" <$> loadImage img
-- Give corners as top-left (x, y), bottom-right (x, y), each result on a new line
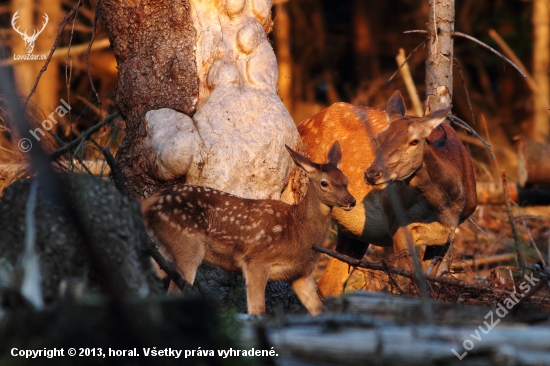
top-left (409, 139), bottom-right (419, 146)
top-left (321, 181), bottom-right (328, 187)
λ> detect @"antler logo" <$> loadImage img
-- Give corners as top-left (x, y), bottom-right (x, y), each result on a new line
top-left (11, 11), bottom-right (49, 54)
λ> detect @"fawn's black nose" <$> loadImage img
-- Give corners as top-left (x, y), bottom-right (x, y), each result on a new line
top-left (348, 197), bottom-right (356, 207)
top-left (364, 167), bottom-right (382, 185)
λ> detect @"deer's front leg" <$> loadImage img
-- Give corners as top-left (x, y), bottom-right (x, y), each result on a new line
top-left (242, 262), bottom-right (271, 315)
top-left (317, 232), bottom-right (369, 298)
top-left (291, 276), bottom-right (323, 316)
top-left (392, 222), bottom-right (454, 271)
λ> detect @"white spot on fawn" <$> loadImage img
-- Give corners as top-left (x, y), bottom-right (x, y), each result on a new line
top-left (197, 187), bottom-right (201, 193)
top-left (272, 225), bottom-right (282, 233)
top-left (166, 195), bottom-right (172, 202)
top-left (175, 196), bottom-right (182, 203)
top-left (159, 212), bottom-right (169, 221)
top-left (266, 209), bottom-right (274, 214)
top-left (187, 202), bottom-right (193, 208)
top-left (225, 201), bottom-right (230, 206)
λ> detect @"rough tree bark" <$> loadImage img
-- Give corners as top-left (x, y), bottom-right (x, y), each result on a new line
top-left (98, 0), bottom-right (303, 312)
top-left (99, 0), bottom-right (300, 201)
top-left (425, 0), bottom-right (454, 114)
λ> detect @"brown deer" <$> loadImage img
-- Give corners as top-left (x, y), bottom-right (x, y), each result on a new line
top-left (142, 142), bottom-right (355, 315)
top-left (294, 91), bottom-right (477, 297)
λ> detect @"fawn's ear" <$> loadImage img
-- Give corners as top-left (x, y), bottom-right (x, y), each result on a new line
top-left (286, 145), bottom-right (318, 175)
top-left (385, 90), bottom-right (406, 124)
top-left (415, 106), bottom-right (450, 138)
top-left (327, 141), bottom-right (342, 168)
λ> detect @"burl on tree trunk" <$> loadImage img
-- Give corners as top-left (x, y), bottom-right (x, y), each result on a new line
top-left (99, 0), bottom-right (300, 201)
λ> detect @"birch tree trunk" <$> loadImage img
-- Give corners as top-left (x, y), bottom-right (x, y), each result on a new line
top-left (425, 0), bottom-right (454, 114)
top-left (532, 0), bottom-right (550, 142)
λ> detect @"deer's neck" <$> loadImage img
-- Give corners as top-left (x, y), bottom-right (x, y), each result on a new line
top-left (294, 183), bottom-right (333, 244)
top-left (408, 143), bottom-right (460, 227)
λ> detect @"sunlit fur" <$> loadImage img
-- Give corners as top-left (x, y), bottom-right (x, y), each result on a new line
top-left (297, 91), bottom-right (477, 297)
top-left (142, 142), bottom-right (355, 315)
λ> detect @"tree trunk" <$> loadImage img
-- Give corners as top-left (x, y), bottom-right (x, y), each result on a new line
top-left (532, 0), bottom-right (550, 142)
top-left (99, 0), bottom-right (302, 312)
top-left (99, 0), bottom-right (299, 200)
top-left (425, 0), bottom-right (454, 114)
top-left (98, 0), bottom-right (198, 197)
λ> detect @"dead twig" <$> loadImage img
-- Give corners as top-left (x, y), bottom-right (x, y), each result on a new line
top-left (453, 57), bottom-right (475, 125)
top-left (502, 171), bottom-right (528, 268)
top-left (24, 0), bottom-right (84, 109)
top-left (488, 29), bottom-right (543, 99)
top-left (312, 245), bottom-right (510, 295)
top-left (49, 112), bottom-right (119, 161)
top-left (85, 0), bottom-right (102, 108)
top-left (404, 29), bottom-right (526, 78)
top-left (449, 115), bottom-right (495, 160)
top-left (147, 238), bottom-right (192, 293)
top-left (388, 41), bottom-right (425, 83)
top-left (452, 31), bottom-right (526, 78)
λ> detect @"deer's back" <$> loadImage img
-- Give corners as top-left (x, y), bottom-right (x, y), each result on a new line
top-left (297, 103), bottom-right (391, 242)
top-left (143, 184), bottom-right (321, 280)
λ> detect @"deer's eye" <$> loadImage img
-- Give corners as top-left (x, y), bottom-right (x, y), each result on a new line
top-left (409, 139), bottom-right (419, 146)
top-left (321, 181), bottom-right (328, 187)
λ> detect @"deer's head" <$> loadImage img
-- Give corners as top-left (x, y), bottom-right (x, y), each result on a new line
top-left (364, 91), bottom-right (450, 190)
top-left (12, 11), bottom-right (49, 54)
top-left (286, 141), bottom-right (356, 211)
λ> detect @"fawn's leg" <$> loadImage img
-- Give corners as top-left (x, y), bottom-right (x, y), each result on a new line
top-left (242, 262), bottom-right (271, 315)
top-left (317, 232), bottom-right (369, 298)
top-left (291, 276), bottom-right (323, 316)
top-left (166, 234), bottom-right (206, 294)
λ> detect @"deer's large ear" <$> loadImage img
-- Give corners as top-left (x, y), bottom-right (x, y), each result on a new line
top-left (386, 90), bottom-right (406, 124)
top-left (286, 145), bottom-right (318, 174)
top-left (327, 141), bottom-right (342, 168)
top-left (416, 107), bottom-right (450, 138)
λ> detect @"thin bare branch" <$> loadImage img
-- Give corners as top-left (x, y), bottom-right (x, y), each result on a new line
top-left (388, 41), bottom-right (425, 83)
top-left (24, 1), bottom-right (84, 109)
top-left (453, 57), bottom-right (475, 125)
top-left (85, 0), bottom-right (102, 108)
top-left (468, 216), bottom-right (488, 237)
top-left (449, 115), bottom-right (495, 160)
top-left (403, 30), bottom-right (429, 35)
top-left (313, 245), bottom-right (509, 294)
top-left (50, 112), bottom-right (119, 160)
top-left (452, 31), bottom-right (526, 78)
top-left (148, 237), bottom-right (193, 293)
